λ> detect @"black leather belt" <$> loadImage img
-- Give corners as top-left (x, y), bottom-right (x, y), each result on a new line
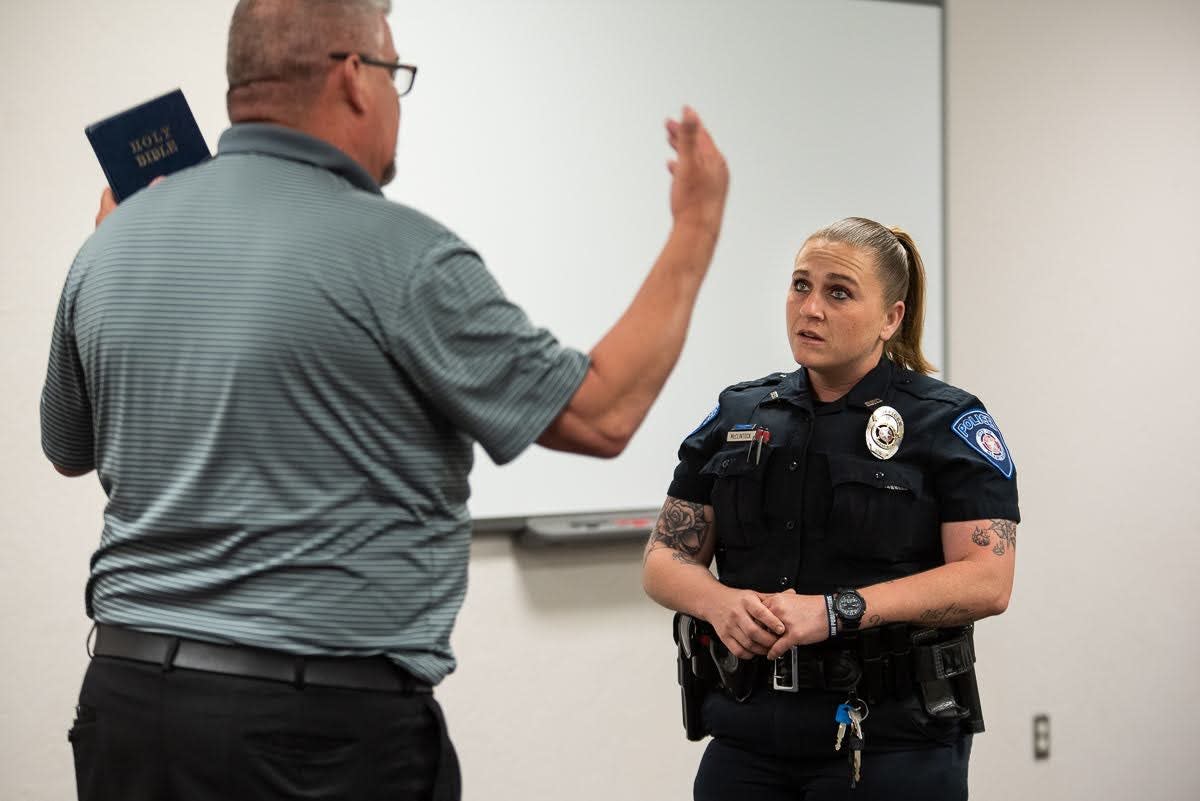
top-left (92, 624), bottom-right (432, 694)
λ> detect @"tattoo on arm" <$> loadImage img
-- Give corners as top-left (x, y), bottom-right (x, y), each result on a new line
top-left (970, 519), bottom-right (1017, 556)
top-left (919, 602), bottom-right (974, 627)
top-left (644, 498), bottom-right (709, 565)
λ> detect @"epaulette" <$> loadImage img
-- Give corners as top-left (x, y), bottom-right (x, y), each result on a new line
top-left (893, 369), bottom-right (973, 405)
top-left (709, 373), bottom-right (791, 421)
top-left (682, 373), bottom-right (789, 440)
top-left (723, 372), bottom-right (789, 395)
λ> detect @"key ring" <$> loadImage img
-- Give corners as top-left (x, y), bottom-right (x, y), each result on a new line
top-left (851, 697), bottom-right (870, 722)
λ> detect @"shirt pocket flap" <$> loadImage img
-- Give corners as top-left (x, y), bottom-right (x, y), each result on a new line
top-left (827, 454), bottom-right (924, 496)
top-left (700, 448), bottom-right (763, 480)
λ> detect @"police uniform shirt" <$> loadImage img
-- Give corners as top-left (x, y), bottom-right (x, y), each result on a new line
top-left (668, 356), bottom-right (1020, 596)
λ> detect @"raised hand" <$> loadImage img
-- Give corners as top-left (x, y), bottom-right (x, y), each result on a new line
top-left (665, 106), bottom-right (728, 236)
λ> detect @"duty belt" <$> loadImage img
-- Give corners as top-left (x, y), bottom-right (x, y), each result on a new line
top-left (673, 614), bottom-right (986, 740)
top-left (91, 624), bottom-right (432, 694)
top-left (767, 624), bottom-right (976, 703)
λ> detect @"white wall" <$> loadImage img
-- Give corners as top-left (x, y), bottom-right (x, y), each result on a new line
top-left (944, 0), bottom-right (1200, 798)
top-left (4, 1), bottom-right (1200, 800)
top-left (0, 4), bottom-right (238, 799)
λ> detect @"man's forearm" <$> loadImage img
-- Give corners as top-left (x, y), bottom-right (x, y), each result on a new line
top-left (585, 224), bottom-right (718, 431)
top-left (537, 222), bottom-right (719, 457)
top-left (537, 106), bottom-right (727, 457)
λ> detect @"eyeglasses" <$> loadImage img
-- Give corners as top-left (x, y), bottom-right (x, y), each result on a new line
top-left (329, 52), bottom-right (418, 96)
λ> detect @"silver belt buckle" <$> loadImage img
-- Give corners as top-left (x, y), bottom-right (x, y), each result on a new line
top-left (772, 646), bottom-right (800, 692)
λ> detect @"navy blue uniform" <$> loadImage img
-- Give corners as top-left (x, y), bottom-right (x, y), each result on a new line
top-left (668, 357), bottom-right (1019, 799)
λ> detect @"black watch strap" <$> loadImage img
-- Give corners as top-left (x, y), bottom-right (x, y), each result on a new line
top-left (833, 589), bottom-right (865, 631)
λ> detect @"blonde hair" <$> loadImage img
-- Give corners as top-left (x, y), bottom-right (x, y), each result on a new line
top-left (804, 216), bottom-right (935, 375)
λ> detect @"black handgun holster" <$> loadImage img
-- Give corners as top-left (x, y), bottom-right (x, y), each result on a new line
top-left (673, 613), bottom-right (713, 741)
top-left (911, 625), bottom-right (985, 733)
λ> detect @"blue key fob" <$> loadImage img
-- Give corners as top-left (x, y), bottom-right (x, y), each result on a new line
top-left (835, 703), bottom-right (854, 725)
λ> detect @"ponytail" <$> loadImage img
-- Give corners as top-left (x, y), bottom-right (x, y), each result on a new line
top-left (884, 227), bottom-right (935, 375)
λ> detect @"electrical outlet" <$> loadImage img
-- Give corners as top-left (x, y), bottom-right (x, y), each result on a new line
top-left (1033, 714), bottom-right (1050, 760)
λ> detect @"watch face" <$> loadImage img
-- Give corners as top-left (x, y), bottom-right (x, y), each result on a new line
top-left (835, 591), bottom-right (865, 620)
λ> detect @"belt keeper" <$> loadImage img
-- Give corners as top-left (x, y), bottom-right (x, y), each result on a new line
top-left (293, 657), bottom-right (307, 690)
top-left (859, 628), bottom-right (885, 702)
top-left (886, 625), bottom-right (912, 696)
top-left (161, 638), bottom-right (181, 672)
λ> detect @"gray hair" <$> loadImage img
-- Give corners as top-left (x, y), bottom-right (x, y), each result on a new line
top-left (226, 0), bottom-right (392, 117)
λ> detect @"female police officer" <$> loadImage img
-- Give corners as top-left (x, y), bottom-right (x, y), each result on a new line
top-left (642, 217), bottom-right (1018, 800)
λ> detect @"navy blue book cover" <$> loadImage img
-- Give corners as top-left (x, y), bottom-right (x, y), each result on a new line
top-left (85, 89), bottom-right (211, 201)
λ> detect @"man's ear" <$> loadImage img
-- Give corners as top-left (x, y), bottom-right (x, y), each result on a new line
top-left (337, 55), bottom-right (370, 114)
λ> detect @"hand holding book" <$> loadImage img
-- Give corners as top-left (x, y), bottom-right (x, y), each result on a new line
top-left (95, 188), bottom-right (117, 227)
top-left (94, 176), bottom-right (164, 228)
top-left (85, 89), bottom-right (210, 204)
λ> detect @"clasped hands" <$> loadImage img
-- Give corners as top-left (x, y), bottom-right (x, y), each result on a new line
top-left (706, 588), bottom-right (831, 661)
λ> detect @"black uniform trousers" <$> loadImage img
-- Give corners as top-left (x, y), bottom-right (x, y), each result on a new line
top-left (694, 734), bottom-right (971, 801)
top-left (68, 656), bottom-right (460, 801)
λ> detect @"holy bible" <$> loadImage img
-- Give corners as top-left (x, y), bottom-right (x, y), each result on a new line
top-left (85, 89), bottom-right (210, 201)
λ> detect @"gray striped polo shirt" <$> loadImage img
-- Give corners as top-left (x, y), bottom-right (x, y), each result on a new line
top-left (41, 124), bottom-right (589, 684)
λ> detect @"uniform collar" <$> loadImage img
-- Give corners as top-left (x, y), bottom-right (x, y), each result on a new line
top-left (769, 369), bottom-right (813, 409)
top-left (771, 357), bottom-right (898, 411)
top-left (216, 123), bottom-right (383, 196)
top-left (842, 356), bottom-right (898, 410)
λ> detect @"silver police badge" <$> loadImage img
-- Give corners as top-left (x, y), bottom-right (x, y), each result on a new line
top-left (866, 406), bottom-right (904, 460)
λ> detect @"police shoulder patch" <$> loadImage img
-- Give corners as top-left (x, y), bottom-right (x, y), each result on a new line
top-left (687, 404), bottom-right (721, 437)
top-left (951, 409), bottom-right (1014, 479)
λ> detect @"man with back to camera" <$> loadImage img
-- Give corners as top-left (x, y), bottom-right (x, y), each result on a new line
top-left (41, 1), bottom-right (729, 799)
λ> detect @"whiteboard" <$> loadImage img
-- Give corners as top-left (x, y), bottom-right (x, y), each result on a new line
top-left (386, 0), bottom-right (943, 521)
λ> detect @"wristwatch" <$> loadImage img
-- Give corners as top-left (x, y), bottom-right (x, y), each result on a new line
top-left (833, 589), bottom-right (866, 631)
